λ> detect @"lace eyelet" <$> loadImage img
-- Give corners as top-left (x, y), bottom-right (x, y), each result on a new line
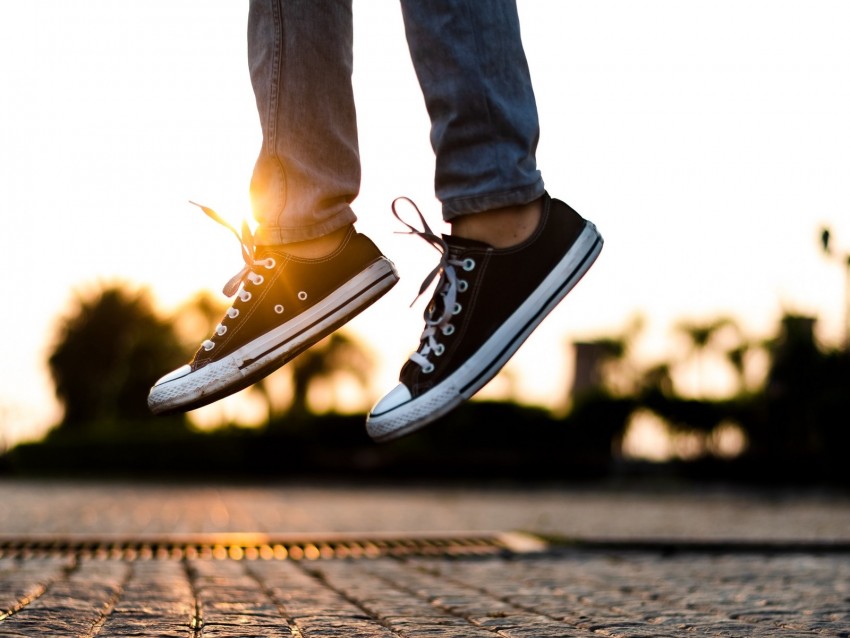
top-left (203, 341), bottom-right (215, 352)
top-left (434, 343), bottom-right (445, 356)
top-left (216, 325), bottom-right (227, 336)
top-left (422, 362), bottom-right (435, 374)
top-left (452, 303), bottom-right (462, 315)
top-left (457, 279), bottom-right (468, 293)
top-left (274, 304), bottom-right (284, 314)
top-left (298, 291), bottom-right (308, 301)
top-left (240, 291), bottom-right (252, 302)
top-left (442, 324), bottom-right (455, 336)
top-left (251, 274), bottom-right (264, 286)
top-left (462, 258), bottom-right (475, 271)
top-left (227, 308), bottom-right (239, 319)
top-left (264, 258), bottom-right (276, 269)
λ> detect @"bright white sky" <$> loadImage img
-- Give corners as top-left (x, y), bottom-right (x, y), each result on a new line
top-left (1, 1), bottom-right (849, 447)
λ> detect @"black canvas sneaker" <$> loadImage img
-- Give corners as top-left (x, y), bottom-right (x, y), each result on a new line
top-left (148, 203), bottom-right (399, 415)
top-left (366, 192), bottom-right (602, 442)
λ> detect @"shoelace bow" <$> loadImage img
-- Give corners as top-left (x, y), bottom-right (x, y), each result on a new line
top-left (392, 197), bottom-right (467, 372)
top-left (190, 201), bottom-right (273, 297)
top-left (190, 201), bottom-right (274, 351)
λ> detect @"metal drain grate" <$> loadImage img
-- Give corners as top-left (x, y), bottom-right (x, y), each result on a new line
top-left (0, 532), bottom-right (547, 561)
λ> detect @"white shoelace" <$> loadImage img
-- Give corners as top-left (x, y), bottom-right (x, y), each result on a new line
top-left (190, 201), bottom-right (275, 351)
top-left (392, 197), bottom-right (474, 374)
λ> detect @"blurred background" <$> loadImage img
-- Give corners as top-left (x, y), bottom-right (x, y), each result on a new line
top-left (1, 1), bottom-right (849, 486)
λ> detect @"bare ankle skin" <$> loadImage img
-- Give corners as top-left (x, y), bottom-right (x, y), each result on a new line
top-left (450, 197), bottom-right (543, 248)
top-left (275, 225), bottom-right (351, 259)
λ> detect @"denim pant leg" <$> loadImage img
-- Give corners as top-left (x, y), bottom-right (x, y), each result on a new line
top-left (399, 0), bottom-right (545, 221)
top-left (247, 0), bottom-right (359, 245)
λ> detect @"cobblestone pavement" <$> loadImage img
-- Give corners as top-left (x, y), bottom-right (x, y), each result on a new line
top-left (0, 479), bottom-right (848, 637)
top-left (1, 547), bottom-right (849, 637)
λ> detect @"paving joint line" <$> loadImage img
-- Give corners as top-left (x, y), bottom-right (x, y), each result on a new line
top-left (288, 561), bottom-right (402, 637)
top-left (242, 559), bottom-right (307, 638)
top-left (0, 554), bottom-right (79, 623)
top-left (408, 557), bottom-right (573, 629)
top-left (87, 562), bottom-right (132, 638)
top-left (339, 555), bottom-right (517, 637)
top-left (182, 558), bottom-right (204, 637)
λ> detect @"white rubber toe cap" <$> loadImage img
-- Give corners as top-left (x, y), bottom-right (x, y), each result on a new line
top-left (369, 383), bottom-right (412, 417)
top-left (152, 364), bottom-right (192, 387)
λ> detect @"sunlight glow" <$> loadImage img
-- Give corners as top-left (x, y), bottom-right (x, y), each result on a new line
top-left (188, 389), bottom-right (268, 431)
top-left (621, 409), bottom-right (747, 463)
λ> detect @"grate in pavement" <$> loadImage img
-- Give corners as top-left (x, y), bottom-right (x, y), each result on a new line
top-left (0, 531), bottom-right (547, 561)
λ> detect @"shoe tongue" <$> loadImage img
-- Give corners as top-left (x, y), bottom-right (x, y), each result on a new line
top-left (442, 234), bottom-right (491, 251)
top-left (254, 244), bottom-right (281, 257)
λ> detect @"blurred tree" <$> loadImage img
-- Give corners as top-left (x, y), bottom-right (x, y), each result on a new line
top-left (723, 337), bottom-right (767, 396)
top-left (263, 331), bottom-right (374, 423)
top-left (47, 283), bottom-right (186, 429)
top-left (171, 290), bottom-right (227, 351)
top-left (748, 314), bottom-right (832, 461)
top-left (570, 314), bottom-right (646, 402)
top-left (289, 332), bottom-right (373, 418)
top-left (820, 225), bottom-right (850, 346)
top-left (673, 316), bottom-right (738, 396)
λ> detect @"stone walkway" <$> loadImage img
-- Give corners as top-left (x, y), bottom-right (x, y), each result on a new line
top-left (0, 479), bottom-right (848, 637)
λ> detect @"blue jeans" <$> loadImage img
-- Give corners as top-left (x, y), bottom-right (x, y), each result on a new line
top-left (248, 0), bottom-right (544, 245)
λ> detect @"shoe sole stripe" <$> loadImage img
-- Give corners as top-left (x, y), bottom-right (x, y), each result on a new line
top-left (148, 258), bottom-right (398, 414)
top-left (367, 224), bottom-right (603, 442)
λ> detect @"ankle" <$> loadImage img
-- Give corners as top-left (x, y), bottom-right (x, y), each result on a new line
top-left (277, 225), bottom-right (351, 259)
top-left (450, 197), bottom-right (542, 248)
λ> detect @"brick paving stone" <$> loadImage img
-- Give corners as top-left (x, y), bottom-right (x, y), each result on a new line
top-left (0, 556), bottom-right (73, 619)
top-left (310, 557), bottom-right (577, 637)
top-left (1, 559), bottom-right (128, 637)
top-left (245, 559), bottom-right (399, 637)
top-left (188, 559), bottom-right (293, 637)
top-left (99, 560), bottom-right (196, 637)
top-left (295, 559), bottom-right (502, 637)
top-left (246, 560), bottom-right (370, 620)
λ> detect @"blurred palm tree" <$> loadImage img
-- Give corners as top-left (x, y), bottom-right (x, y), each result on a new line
top-left (674, 316), bottom-right (738, 397)
top-left (277, 332), bottom-right (373, 420)
top-left (171, 290), bottom-right (227, 353)
top-left (571, 314), bottom-right (647, 400)
top-left (47, 283), bottom-right (185, 429)
top-left (820, 225), bottom-right (850, 347)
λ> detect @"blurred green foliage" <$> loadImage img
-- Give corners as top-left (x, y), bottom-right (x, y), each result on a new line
top-left (3, 284), bottom-right (849, 485)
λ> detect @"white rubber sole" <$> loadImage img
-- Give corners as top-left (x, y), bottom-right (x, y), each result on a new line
top-left (366, 224), bottom-right (603, 443)
top-left (148, 258), bottom-right (398, 415)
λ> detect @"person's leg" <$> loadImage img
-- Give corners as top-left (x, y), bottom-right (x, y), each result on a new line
top-left (399, 0), bottom-right (544, 222)
top-left (248, 0), bottom-right (359, 249)
top-left (148, 0), bottom-right (398, 416)
top-left (366, 0), bottom-right (603, 442)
